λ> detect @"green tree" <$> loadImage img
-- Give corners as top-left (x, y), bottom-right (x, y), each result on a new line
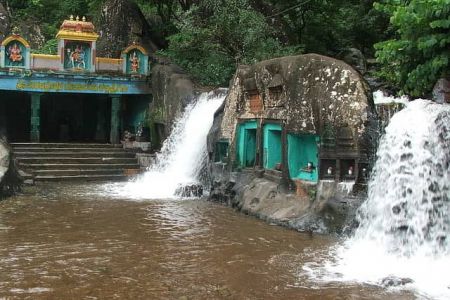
top-left (374, 0), bottom-right (450, 97)
top-left (162, 0), bottom-right (302, 86)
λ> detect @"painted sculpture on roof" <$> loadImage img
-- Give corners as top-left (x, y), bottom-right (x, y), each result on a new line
top-left (1, 35), bottom-right (30, 68)
top-left (0, 17), bottom-right (149, 75)
top-left (64, 42), bottom-right (90, 70)
top-left (122, 44), bottom-right (148, 75)
top-left (7, 43), bottom-right (23, 63)
top-left (130, 51), bottom-right (140, 73)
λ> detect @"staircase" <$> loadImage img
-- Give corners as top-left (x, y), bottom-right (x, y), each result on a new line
top-left (11, 143), bottom-right (141, 182)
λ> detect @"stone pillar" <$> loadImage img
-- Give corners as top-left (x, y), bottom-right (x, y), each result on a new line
top-left (30, 93), bottom-right (41, 142)
top-left (280, 125), bottom-right (290, 189)
top-left (110, 95), bottom-right (121, 144)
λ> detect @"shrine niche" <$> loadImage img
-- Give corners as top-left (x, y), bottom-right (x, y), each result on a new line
top-left (56, 16), bottom-right (99, 72)
top-left (63, 41), bottom-right (91, 70)
top-left (121, 44), bottom-right (149, 76)
top-left (1, 35), bottom-right (30, 69)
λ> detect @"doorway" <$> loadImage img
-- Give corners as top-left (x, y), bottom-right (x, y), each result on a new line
top-left (40, 94), bottom-right (111, 142)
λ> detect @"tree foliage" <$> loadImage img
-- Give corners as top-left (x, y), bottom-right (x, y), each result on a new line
top-left (161, 0), bottom-right (303, 86)
top-left (7, 0), bottom-right (98, 39)
top-left (374, 0), bottom-right (450, 96)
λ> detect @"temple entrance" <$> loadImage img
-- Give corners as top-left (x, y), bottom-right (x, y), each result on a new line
top-left (40, 94), bottom-right (111, 142)
top-left (0, 91), bottom-right (31, 142)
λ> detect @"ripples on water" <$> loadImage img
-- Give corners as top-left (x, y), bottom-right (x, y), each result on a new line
top-left (0, 183), bottom-right (416, 299)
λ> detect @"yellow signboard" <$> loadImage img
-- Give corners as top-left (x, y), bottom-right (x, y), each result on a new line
top-left (16, 80), bottom-right (129, 94)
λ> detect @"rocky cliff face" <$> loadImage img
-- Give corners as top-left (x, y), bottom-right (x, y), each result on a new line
top-left (0, 2), bottom-right (10, 40)
top-left (96, 0), bottom-right (158, 57)
top-left (149, 60), bottom-right (196, 147)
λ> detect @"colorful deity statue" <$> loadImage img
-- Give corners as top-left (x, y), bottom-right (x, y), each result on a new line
top-left (130, 51), bottom-right (140, 73)
top-left (69, 45), bottom-right (86, 69)
top-left (8, 43), bottom-right (23, 63)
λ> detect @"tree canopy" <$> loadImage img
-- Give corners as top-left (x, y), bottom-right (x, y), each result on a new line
top-left (374, 0), bottom-right (450, 97)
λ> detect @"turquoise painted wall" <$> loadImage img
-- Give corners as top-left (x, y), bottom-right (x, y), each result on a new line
top-left (288, 134), bottom-right (320, 182)
top-left (236, 120), bottom-right (257, 167)
top-left (263, 123), bottom-right (282, 169)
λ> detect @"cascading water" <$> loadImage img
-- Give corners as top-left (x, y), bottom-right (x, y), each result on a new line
top-left (308, 97), bottom-right (450, 299)
top-left (116, 90), bottom-right (225, 199)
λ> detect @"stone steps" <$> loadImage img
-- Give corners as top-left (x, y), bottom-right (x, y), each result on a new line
top-left (13, 147), bottom-right (126, 153)
top-left (11, 143), bottom-right (121, 148)
top-left (14, 152), bottom-right (135, 158)
top-left (34, 174), bottom-right (130, 182)
top-left (33, 169), bottom-right (127, 176)
top-left (19, 163), bottom-right (141, 170)
top-left (12, 143), bottom-right (141, 182)
top-left (17, 157), bottom-right (138, 164)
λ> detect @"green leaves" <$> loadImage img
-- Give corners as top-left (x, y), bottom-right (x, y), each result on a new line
top-left (162, 0), bottom-right (304, 86)
top-left (375, 0), bottom-right (450, 97)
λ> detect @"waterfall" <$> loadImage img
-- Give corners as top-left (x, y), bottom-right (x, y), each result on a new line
top-left (119, 90), bottom-right (226, 199)
top-left (310, 97), bottom-right (450, 299)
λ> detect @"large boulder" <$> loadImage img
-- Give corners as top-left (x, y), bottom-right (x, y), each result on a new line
top-left (148, 61), bottom-right (196, 148)
top-left (207, 53), bottom-right (378, 234)
top-left (0, 136), bottom-right (22, 198)
top-left (0, 138), bottom-right (8, 182)
top-left (214, 54), bottom-right (377, 163)
top-left (96, 0), bottom-right (158, 57)
top-left (12, 18), bottom-right (45, 49)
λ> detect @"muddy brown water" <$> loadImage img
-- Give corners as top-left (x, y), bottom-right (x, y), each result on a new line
top-left (0, 183), bottom-right (415, 299)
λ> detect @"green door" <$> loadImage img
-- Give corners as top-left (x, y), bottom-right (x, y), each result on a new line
top-left (236, 120), bottom-right (257, 168)
top-left (263, 123), bottom-right (282, 169)
top-left (244, 129), bottom-right (256, 167)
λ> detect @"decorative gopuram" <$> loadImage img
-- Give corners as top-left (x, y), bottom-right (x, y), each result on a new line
top-left (0, 16), bottom-right (152, 144)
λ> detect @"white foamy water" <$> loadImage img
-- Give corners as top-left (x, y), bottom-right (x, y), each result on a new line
top-left (373, 90), bottom-right (409, 105)
top-left (307, 96), bottom-right (450, 299)
top-left (111, 90), bottom-right (225, 199)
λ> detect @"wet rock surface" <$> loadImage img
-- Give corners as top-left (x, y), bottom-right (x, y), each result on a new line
top-left (380, 277), bottom-right (414, 288)
top-left (150, 62), bottom-right (196, 145)
top-left (175, 184), bottom-right (203, 198)
top-left (209, 170), bottom-right (365, 234)
top-left (0, 137), bottom-right (9, 183)
top-left (0, 136), bottom-right (22, 198)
